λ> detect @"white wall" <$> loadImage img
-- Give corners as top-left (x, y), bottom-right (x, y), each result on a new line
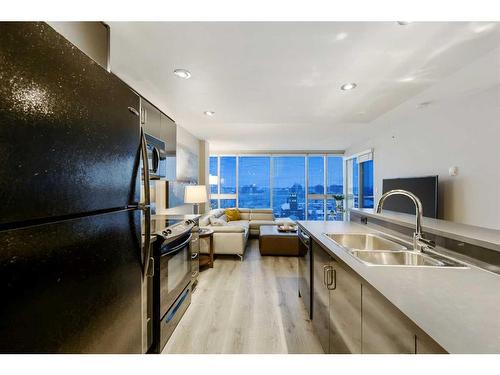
top-left (346, 83), bottom-right (500, 230)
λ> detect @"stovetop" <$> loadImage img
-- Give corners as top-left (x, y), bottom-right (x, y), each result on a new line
top-left (151, 214), bottom-right (199, 232)
top-left (150, 214), bottom-right (200, 240)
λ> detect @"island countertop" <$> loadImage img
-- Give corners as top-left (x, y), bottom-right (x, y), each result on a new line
top-left (297, 220), bottom-right (500, 354)
top-left (350, 208), bottom-right (500, 252)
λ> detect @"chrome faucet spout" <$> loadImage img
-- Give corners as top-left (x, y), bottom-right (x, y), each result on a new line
top-left (376, 189), bottom-right (433, 252)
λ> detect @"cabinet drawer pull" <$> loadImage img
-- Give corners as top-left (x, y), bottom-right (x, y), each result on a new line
top-left (323, 265), bottom-right (330, 286)
top-left (327, 268), bottom-right (337, 290)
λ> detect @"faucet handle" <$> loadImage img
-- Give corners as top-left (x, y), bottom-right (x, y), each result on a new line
top-left (418, 237), bottom-right (435, 249)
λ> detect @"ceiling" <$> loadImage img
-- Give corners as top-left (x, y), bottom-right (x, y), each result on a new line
top-left (108, 22), bottom-right (500, 151)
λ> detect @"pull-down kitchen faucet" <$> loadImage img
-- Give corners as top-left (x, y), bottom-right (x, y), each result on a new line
top-left (376, 189), bottom-right (435, 252)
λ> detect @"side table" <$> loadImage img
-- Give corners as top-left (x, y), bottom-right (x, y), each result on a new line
top-left (198, 228), bottom-right (214, 269)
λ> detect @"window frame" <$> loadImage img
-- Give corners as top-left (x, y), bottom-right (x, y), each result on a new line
top-left (208, 152), bottom-right (345, 221)
top-left (344, 149), bottom-right (374, 211)
top-left (237, 154), bottom-right (272, 209)
top-left (272, 155), bottom-right (307, 221)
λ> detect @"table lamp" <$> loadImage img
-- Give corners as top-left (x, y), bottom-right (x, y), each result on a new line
top-left (184, 185), bottom-right (207, 214)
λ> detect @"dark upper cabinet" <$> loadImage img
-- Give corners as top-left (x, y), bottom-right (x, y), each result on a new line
top-left (47, 22), bottom-right (110, 70)
top-left (140, 98), bottom-right (162, 139)
top-left (0, 22), bottom-right (141, 225)
top-left (161, 113), bottom-right (177, 181)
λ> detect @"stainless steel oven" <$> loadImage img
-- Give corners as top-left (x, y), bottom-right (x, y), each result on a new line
top-left (159, 231), bottom-right (192, 314)
top-left (150, 218), bottom-right (195, 353)
top-left (190, 224), bottom-right (200, 291)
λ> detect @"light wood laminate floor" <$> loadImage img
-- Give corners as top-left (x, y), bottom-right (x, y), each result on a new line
top-left (162, 239), bottom-right (324, 354)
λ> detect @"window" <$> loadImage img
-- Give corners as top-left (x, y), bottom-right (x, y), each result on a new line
top-left (327, 156), bottom-right (343, 194)
top-left (326, 156), bottom-right (344, 221)
top-left (220, 199), bottom-right (237, 208)
top-left (306, 155), bottom-right (344, 221)
top-left (308, 156), bottom-right (324, 195)
top-left (209, 156), bottom-right (218, 194)
top-left (272, 156), bottom-right (305, 220)
top-left (362, 160), bottom-right (374, 208)
top-left (209, 199), bottom-right (218, 209)
top-left (238, 156), bottom-right (271, 208)
top-left (346, 151), bottom-right (374, 210)
top-left (208, 154), bottom-right (345, 221)
top-left (220, 156), bottom-right (236, 194)
top-left (352, 158), bottom-right (359, 208)
top-left (307, 199), bottom-right (325, 221)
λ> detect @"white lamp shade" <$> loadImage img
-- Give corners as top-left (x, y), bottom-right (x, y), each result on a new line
top-left (184, 185), bottom-right (208, 204)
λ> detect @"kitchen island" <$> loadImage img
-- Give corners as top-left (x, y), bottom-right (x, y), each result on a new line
top-left (297, 220), bottom-right (500, 354)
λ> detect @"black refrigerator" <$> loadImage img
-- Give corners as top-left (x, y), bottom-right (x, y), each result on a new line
top-left (0, 22), bottom-right (148, 353)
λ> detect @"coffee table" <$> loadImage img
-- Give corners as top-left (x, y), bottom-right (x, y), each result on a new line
top-left (259, 225), bottom-right (305, 256)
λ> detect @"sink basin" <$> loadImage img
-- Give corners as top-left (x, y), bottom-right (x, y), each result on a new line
top-left (324, 233), bottom-right (407, 251)
top-left (351, 250), bottom-right (466, 267)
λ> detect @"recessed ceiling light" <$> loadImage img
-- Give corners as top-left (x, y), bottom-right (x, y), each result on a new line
top-left (397, 21), bottom-right (412, 26)
top-left (173, 69), bottom-right (191, 79)
top-left (336, 32), bottom-right (348, 41)
top-left (340, 83), bottom-right (357, 91)
top-left (204, 111), bottom-right (215, 117)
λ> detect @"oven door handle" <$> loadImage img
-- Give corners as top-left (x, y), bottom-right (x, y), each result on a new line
top-left (163, 233), bottom-right (193, 255)
top-left (165, 287), bottom-right (190, 323)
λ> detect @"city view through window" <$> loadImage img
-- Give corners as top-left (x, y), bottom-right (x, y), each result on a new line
top-left (209, 155), bottom-right (353, 221)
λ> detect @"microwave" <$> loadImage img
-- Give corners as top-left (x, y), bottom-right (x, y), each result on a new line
top-left (144, 133), bottom-right (167, 179)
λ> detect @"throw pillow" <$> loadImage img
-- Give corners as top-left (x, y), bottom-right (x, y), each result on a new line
top-left (209, 217), bottom-right (227, 226)
top-left (225, 208), bottom-right (241, 221)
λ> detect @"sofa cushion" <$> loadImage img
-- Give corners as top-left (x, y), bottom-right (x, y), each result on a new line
top-left (210, 208), bottom-right (226, 218)
top-left (227, 220), bottom-right (250, 230)
top-left (208, 225), bottom-right (246, 233)
top-left (236, 208), bottom-right (250, 220)
top-left (249, 220), bottom-right (276, 229)
top-left (250, 212), bottom-right (274, 221)
top-left (199, 213), bottom-right (211, 227)
top-left (251, 209), bottom-right (273, 213)
top-left (225, 208), bottom-right (241, 221)
top-left (210, 216), bottom-right (227, 226)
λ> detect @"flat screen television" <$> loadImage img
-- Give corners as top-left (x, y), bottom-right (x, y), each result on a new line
top-left (382, 176), bottom-right (438, 218)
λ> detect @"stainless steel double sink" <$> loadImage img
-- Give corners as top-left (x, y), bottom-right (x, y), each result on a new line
top-left (324, 233), bottom-right (466, 268)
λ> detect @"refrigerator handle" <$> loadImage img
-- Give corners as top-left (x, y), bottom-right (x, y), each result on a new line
top-left (140, 127), bottom-right (150, 207)
top-left (140, 127), bottom-right (152, 278)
